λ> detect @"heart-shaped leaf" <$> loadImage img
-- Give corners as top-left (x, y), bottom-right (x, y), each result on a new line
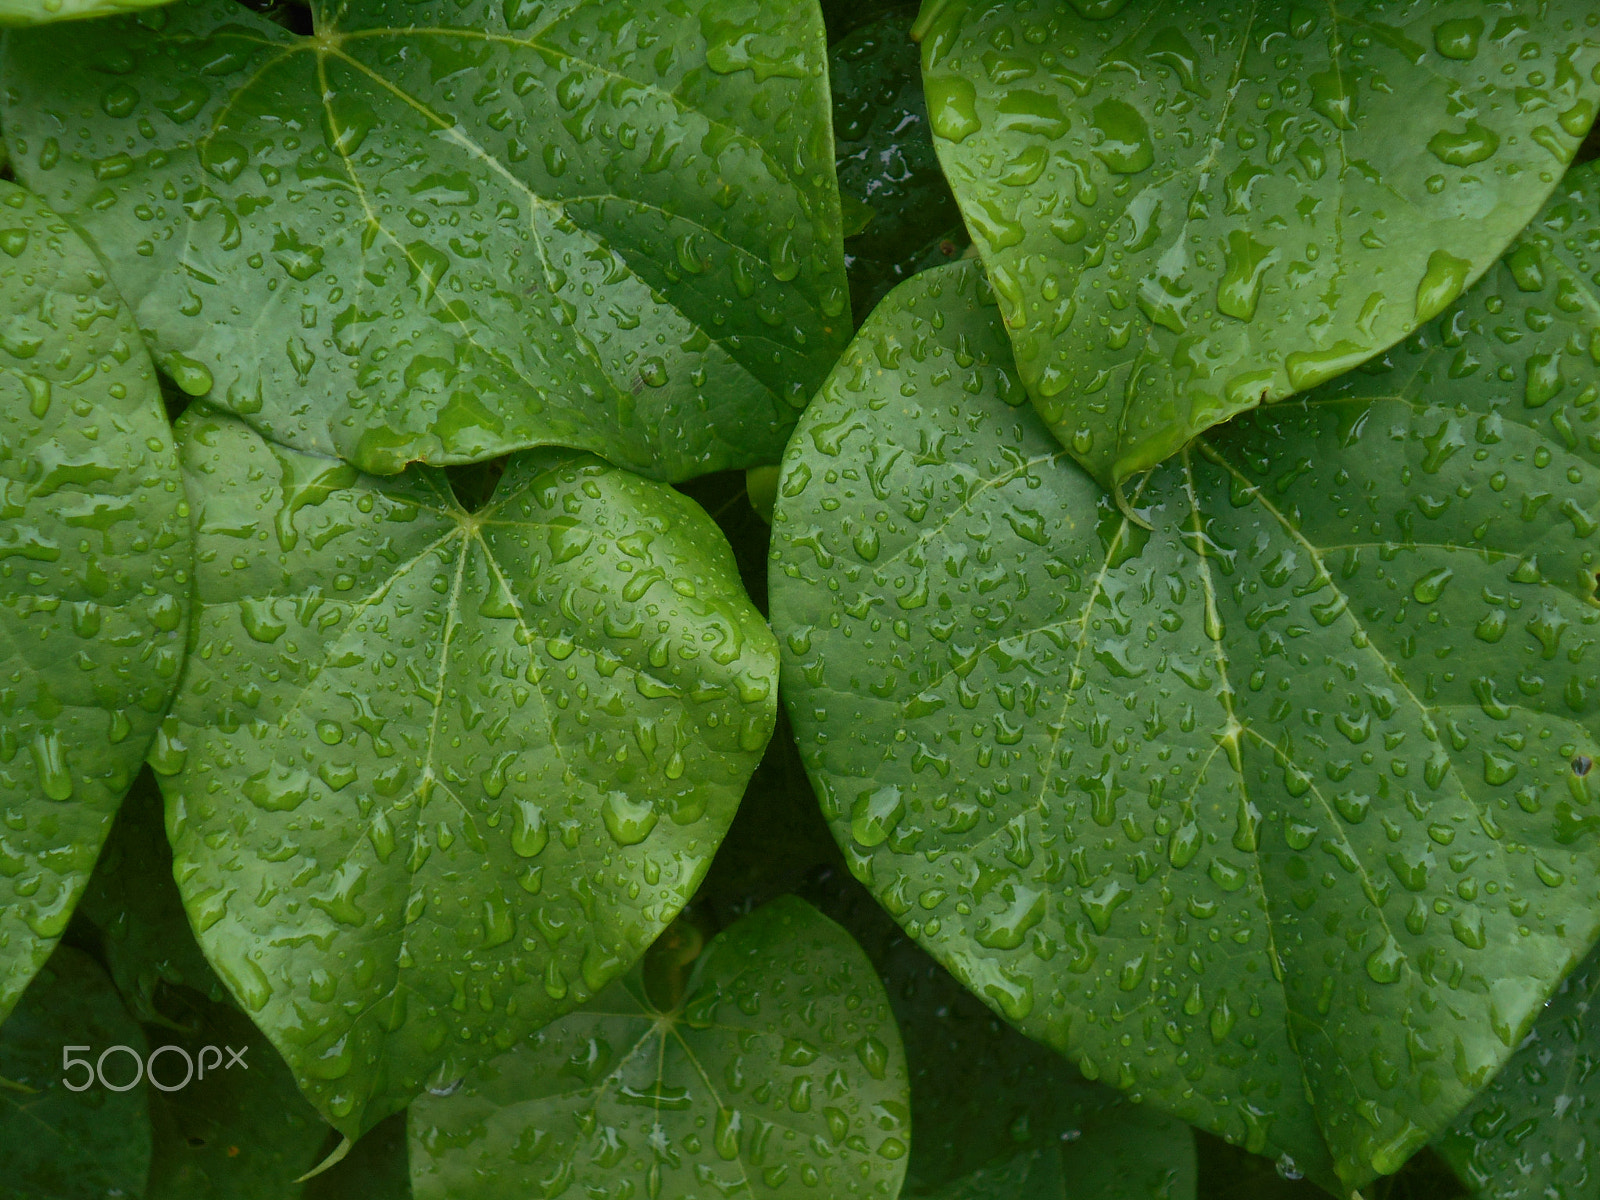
top-left (0, 0), bottom-right (848, 479)
top-left (0, 180), bottom-right (191, 1024)
top-left (914, 0), bottom-right (1600, 489)
top-left (159, 407), bottom-right (778, 1137)
top-left (913, 1105), bottom-right (1195, 1200)
top-left (407, 896), bottom-right (910, 1200)
top-left (1435, 942), bottom-right (1600, 1198)
top-left (0, 947), bottom-right (152, 1200)
top-left (769, 187), bottom-right (1600, 1188)
top-left (0, 0), bottom-right (170, 25)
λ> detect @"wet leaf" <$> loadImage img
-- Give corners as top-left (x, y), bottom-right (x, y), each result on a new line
top-left (0, 947), bottom-right (151, 1199)
top-left (915, 0), bottom-right (1600, 489)
top-left (0, 0), bottom-right (171, 25)
top-left (0, 180), bottom-right (191, 1024)
top-left (407, 896), bottom-right (909, 1200)
top-left (0, 0), bottom-right (848, 479)
top-left (1436, 939), bottom-right (1600, 1199)
top-left (768, 205), bottom-right (1600, 1190)
top-left (913, 1104), bottom-right (1196, 1200)
top-left (159, 407), bottom-right (778, 1138)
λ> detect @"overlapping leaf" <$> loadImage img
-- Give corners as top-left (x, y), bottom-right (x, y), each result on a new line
top-left (1435, 943), bottom-right (1600, 1198)
top-left (0, 180), bottom-right (191, 1024)
top-left (915, 0), bottom-right (1600, 489)
top-left (0, 947), bottom-right (151, 1200)
top-left (769, 159), bottom-right (1600, 1189)
top-left (159, 408), bottom-right (778, 1137)
top-left (0, 0), bottom-right (171, 25)
top-left (408, 896), bottom-right (909, 1200)
top-left (0, 0), bottom-right (848, 479)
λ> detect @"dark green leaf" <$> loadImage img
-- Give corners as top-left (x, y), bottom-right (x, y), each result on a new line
top-left (0, 0), bottom-right (848, 479)
top-left (831, 5), bottom-right (964, 324)
top-left (0, 947), bottom-right (151, 1199)
top-left (407, 896), bottom-right (909, 1200)
top-left (769, 208), bottom-right (1600, 1188)
top-left (76, 769), bottom-right (227, 1022)
top-left (1435, 938), bottom-right (1600, 1199)
top-left (914, 1105), bottom-right (1196, 1200)
top-left (0, 180), bottom-right (191, 1023)
top-left (915, 0), bottom-right (1600, 489)
top-left (158, 407), bottom-right (778, 1137)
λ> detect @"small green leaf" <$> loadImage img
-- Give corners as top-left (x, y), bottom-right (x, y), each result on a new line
top-left (0, 0), bottom-right (171, 26)
top-left (161, 408), bottom-right (778, 1137)
top-left (407, 896), bottom-right (909, 1200)
top-left (913, 1106), bottom-right (1196, 1200)
top-left (0, 947), bottom-right (152, 1199)
top-left (0, 180), bottom-right (191, 1024)
top-left (1436, 939), bottom-right (1600, 1198)
top-left (916, 0), bottom-right (1600, 489)
top-left (0, 0), bottom-right (849, 479)
top-left (769, 162), bottom-right (1600, 1189)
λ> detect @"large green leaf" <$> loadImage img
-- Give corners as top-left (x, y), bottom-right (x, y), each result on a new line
top-left (0, 0), bottom-right (171, 27)
top-left (0, 946), bottom-right (151, 1200)
top-left (769, 205), bottom-right (1600, 1189)
top-left (407, 896), bottom-right (910, 1200)
top-left (1434, 939), bottom-right (1600, 1199)
top-left (160, 407), bottom-right (778, 1137)
top-left (916, 1105), bottom-right (1196, 1200)
top-left (913, 0), bottom-right (1600, 490)
top-left (0, 180), bottom-right (191, 1024)
top-left (0, 0), bottom-right (848, 479)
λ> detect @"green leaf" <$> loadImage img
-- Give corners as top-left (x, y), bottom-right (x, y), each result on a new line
top-left (0, 0), bottom-right (171, 26)
top-left (914, 0), bottom-right (1600, 490)
top-left (1435, 939), bottom-right (1600, 1199)
top-left (407, 896), bottom-right (909, 1200)
top-left (159, 407), bottom-right (778, 1137)
top-left (914, 1105), bottom-right (1196, 1200)
top-left (0, 180), bottom-right (191, 1024)
top-left (76, 768), bottom-right (227, 1022)
top-left (768, 216), bottom-right (1600, 1189)
top-left (0, 0), bottom-right (848, 479)
top-left (143, 986), bottom-right (335, 1198)
top-left (0, 947), bottom-right (151, 1199)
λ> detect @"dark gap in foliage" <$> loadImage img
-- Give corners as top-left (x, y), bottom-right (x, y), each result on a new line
top-left (235, 0), bottom-right (314, 36)
top-left (1579, 121), bottom-right (1600, 165)
top-left (830, 4), bottom-right (966, 327)
top-left (673, 468), bottom-right (770, 615)
top-left (444, 456), bottom-right (507, 512)
top-left (156, 371), bottom-right (192, 427)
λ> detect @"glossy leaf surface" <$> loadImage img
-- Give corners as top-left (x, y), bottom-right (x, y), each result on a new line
top-left (1435, 941), bottom-right (1600, 1196)
top-left (161, 408), bottom-right (778, 1137)
top-left (0, 947), bottom-right (151, 1200)
top-left (0, 0), bottom-right (848, 479)
top-left (408, 896), bottom-right (909, 1200)
top-left (0, 180), bottom-right (191, 1024)
top-left (916, 0), bottom-right (1600, 488)
top-left (915, 1104), bottom-right (1196, 1200)
top-left (769, 219), bottom-right (1600, 1186)
top-left (0, 0), bottom-right (171, 26)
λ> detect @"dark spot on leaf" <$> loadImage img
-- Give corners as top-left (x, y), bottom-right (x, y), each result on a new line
top-left (187, 1136), bottom-right (207, 1148)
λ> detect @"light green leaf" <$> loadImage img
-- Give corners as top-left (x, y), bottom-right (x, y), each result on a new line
top-left (407, 896), bottom-right (909, 1200)
top-left (76, 768), bottom-right (227, 1023)
top-left (914, 0), bottom-right (1600, 490)
top-left (1435, 943), bottom-right (1600, 1198)
top-left (0, 947), bottom-right (152, 1200)
top-left (0, 0), bottom-right (848, 479)
top-left (0, 180), bottom-right (191, 1024)
top-left (0, 0), bottom-right (171, 27)
top-left (769, 214), bottom-right (1600, 1189)
top-left (159, 407), bottom-right (778, 1138)
top-left (915, 1105), bottom-right (1196, 1200)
